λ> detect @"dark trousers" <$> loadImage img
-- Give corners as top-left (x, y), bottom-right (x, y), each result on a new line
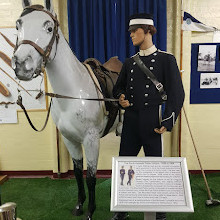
top-left (120, 175), bottom-right (124, 185)
top-left (118, 106), bottom-right (166, 220)
top-left (119, 106), bottom-right (162, 157)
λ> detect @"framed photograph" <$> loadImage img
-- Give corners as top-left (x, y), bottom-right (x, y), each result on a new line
top-left (111, 157), bottom-right (194, 213)
top-left (200, 73), bottom-right (220, 89)
top-left (197, 45), bottom-right (216, 72)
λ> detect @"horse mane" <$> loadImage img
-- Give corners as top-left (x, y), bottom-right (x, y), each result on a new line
top-left (21, 5), bottom-right (44, 17)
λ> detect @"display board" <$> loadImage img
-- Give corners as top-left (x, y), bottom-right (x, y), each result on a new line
top-left (111, 157), bottom-right (194, 213)
top-left (190, 43), bottom-right (220, 104)
top-left (0, 27), bottom-right (47, 112)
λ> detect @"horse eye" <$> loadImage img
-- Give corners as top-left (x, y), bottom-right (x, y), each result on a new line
top-left (16, 19), bottom-right (22, 30)
top-left (47, 27), bottom-right (53, 33)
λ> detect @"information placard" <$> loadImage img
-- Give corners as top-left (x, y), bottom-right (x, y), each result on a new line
top-left (111, 157), bottom-right (194, 213)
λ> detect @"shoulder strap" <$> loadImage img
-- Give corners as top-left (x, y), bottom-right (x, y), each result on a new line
top-left (133, 54), bottom-right (167, 101)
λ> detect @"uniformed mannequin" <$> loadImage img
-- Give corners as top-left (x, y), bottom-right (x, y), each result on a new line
top-left (111, 13), bottom-right (185, 220)
top-left (120, 166), bottom-right (125, 185)
top-left (127, 166), bottom-right (134, 186)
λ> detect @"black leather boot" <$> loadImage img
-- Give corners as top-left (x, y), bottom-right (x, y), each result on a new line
top-left (111, 212), bottom-right (129, 220)
top-left (156, 212), bottom-right (166, 220)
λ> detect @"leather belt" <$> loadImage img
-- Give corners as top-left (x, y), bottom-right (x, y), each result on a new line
top-left (133, 54), bottom-right (167, 101)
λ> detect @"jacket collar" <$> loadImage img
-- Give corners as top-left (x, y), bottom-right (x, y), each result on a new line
top-left (139, 45), bottom-right (157, 56)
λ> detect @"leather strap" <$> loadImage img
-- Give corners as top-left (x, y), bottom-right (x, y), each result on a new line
top-left (0, 101), bottom-right (15, 105)
top-left (14, 5), bottom-right (59, 66)
top-left (17, 95), bottom-right (52, 132)
top-left (17, 40), bottom-right (45, 56)
top-left (45, 92), bottom-right (118, 102)
top-left (24, 5), bottom-right (59, 22)
top-left (133, 54), bottom-right (167, 101)
top-left (17, 92), bottom-right (118, 133)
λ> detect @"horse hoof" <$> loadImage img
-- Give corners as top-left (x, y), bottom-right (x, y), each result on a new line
top-left (84, 214), bottom-right (92, 220)
top-left (72, 204), bottom-right (83, 216)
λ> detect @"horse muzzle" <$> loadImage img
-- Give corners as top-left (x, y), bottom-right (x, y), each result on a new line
top-left (12, 55), bottom-right (35, 81)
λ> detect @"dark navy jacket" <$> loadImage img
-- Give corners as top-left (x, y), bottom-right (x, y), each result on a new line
top-left (113, 49), bottom-right (185, 131)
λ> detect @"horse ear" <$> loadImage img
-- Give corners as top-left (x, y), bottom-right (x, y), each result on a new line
top-left (44, 0), bottom-right (54, 12)
top-left (22, 0), bottom-right (32, 8)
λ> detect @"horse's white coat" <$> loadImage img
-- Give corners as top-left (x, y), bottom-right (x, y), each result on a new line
top-left (13, 7), bottom-right (110, 173)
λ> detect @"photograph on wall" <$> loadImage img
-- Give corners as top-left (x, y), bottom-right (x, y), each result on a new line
top-left (197, 45), bottom-right (216, 72)
top-left (200, 73), bottom-right (220, 89)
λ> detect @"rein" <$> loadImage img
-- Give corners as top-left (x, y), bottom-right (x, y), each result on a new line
top-left (45, 92), bottom-right (119, 102)
top-left (17, 95), bottom-right (52, 132)
top-left (17, 93), bottom-right (119, 132)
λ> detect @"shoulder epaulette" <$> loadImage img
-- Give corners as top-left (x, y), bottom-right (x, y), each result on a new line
top-left (130, 52), bottom-right (139, 58)
top-left (158, 49), bottom-right (173, 56)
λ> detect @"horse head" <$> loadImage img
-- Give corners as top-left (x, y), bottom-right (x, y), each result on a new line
top-left (12, 0), bottom-right (59, 81)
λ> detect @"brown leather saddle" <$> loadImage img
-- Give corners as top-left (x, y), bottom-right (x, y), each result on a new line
top-left (84, 56), bottom-right (123, 137)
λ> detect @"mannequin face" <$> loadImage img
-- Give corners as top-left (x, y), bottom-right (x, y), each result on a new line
top-left (130, 28), bottom-right (146, 46)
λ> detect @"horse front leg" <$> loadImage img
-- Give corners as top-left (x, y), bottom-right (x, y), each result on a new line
top-left (86, 167), bottom-right (97, 219)
top-left (61, 136), bottom-right (86, 216)
top-left (72, 158), bottom-right (86, 216)
top-left (83, 130), bottom-right (100, 220)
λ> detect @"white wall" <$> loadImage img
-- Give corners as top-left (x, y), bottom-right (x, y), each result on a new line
top-left (181, 0), bottom-right (220, 170)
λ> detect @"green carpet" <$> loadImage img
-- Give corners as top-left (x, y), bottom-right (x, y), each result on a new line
top-left (1, 173), bottom-right (220, 220)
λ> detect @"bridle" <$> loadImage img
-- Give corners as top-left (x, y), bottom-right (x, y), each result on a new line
top-left (13, 5), bottom-right (59, 75)
top-left (14, 5), bottom-right (60, 132)
top-left (15, 5), bottom-right (120, 133)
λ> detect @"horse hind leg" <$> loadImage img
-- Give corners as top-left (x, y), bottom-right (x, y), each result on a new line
top-left (83, 130), bottom-right (100, 220)
top-left (61, 136), bottom-right (86, 216)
